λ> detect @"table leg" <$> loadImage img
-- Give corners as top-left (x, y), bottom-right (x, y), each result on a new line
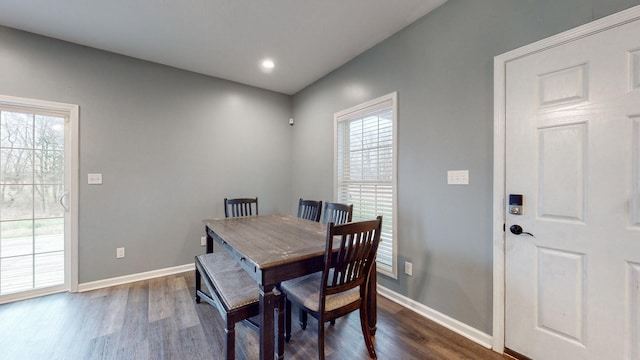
top-left (367, 262), bottom-right (378, 335)
top-left (206, 227), bottom-right (213, 254)
top-left (259, 284), bottom-right (276, 360)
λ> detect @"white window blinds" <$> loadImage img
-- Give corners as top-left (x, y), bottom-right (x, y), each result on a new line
top-left (334, 92), bottom-right (397, 277)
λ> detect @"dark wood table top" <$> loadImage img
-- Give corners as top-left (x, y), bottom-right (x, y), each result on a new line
top-left (203, 213), bottom-right (327, 270)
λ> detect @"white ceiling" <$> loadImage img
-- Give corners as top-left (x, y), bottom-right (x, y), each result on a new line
top-left (0, 0), bottom-right (446, 95)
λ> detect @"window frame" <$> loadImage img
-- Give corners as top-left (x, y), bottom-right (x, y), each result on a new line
top-left (333, 91), bottom-right (398, 278)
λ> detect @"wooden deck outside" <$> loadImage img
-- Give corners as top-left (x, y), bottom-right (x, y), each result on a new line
top-left (0, 234), bottom-right (64, 295)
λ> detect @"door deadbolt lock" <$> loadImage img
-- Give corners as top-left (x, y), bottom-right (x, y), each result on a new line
top-left (509, 194), bottom-right (523, 215)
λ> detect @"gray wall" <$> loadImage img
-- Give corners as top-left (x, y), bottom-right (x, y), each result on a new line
top-left (290, 0), bottom-right (640, 334)
top-left (0, 26), bottom-right (293, 283)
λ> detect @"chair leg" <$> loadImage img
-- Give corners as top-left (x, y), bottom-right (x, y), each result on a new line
top-left (359, 308), bottom-right (377, 359)
top-left (276, 296), bottom-right (284, 360)
top-left (318, 320), bottom-right (325, 360)
top-left (299, 308), bottom-right (308, 330)
top-left (225, 320), bottom-right (236, 360)
top-left (285, 298), bottom-right (292, 342)
top-left (195, 268), bottom-right (201, 303)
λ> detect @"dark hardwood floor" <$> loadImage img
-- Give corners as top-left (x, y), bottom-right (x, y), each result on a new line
top-left (0, 271), bottom-right (508, 359)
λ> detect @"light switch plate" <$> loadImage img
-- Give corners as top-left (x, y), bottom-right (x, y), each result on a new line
top-left (404, 261), bottom-right (413, 276)
top-left (447, 170), bottom-right (469, 185)
top-left (88, 173), bottom-right (103, 185)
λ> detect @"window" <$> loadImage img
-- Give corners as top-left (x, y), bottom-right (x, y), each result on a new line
top-left (334, 92), bottom-right (397, 278)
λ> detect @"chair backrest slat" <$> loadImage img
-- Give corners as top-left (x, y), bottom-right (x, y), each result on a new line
top-left (297, 198), bottom-right (322, 222)
top-left (224, 197), bottom-right (258, 218)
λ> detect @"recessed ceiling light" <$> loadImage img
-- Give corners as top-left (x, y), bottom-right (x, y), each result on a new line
top-left (260, 58), bottom-right (275, 72)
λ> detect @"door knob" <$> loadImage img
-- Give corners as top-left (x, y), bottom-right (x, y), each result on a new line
top-left (510, 225), bottom-right (534, 237)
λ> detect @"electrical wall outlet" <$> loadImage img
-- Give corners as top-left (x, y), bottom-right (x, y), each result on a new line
top-left (116, 247), bottom-right (125, 258)
top-left (404, 261), bottom-right (413, 276)
top-left (201, 236), bottom-right (207, 246)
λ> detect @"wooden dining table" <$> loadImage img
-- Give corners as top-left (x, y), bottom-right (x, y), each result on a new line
top-left (204, 213), bottom-right (378, 360)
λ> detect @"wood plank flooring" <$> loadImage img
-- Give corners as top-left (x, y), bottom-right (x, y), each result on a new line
top-left (0, 271), bottom-right (508, 359)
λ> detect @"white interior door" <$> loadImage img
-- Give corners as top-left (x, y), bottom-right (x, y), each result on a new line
top-left (504, 16), bottom-right (640, 360)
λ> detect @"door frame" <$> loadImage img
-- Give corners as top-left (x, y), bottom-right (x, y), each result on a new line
top-left (0, 94), bottom-right (79, 301)
top-left (492, 5), bottom-right (640, 353)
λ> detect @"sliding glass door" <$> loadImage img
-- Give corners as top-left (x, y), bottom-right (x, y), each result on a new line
top-left (0, 96), bottom-right (77, 302)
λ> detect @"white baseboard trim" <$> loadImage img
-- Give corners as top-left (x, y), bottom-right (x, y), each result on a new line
top-left (78, 263), bottom-right (195, 292)
top-left (377, 285), bottom-right (493, 349)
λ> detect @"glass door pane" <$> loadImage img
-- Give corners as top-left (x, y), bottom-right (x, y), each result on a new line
top-left (0, 111), bottom-right (65, 295)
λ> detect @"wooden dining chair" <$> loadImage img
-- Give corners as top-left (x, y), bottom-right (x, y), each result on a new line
top-left (296, 201), bottom-right (353, 330)
top-left (297, 198), bottom-right (322, 222)
top-left (195, 196), bottom-right (283, 360)
top-left (321, 202), bottom-right (353, 225)
top-left (280, 216), bottom-right (383, 359)
top-left (295, 198), bottom-right (323, 328)
top-left (224, 197), bottom-right (258, 218)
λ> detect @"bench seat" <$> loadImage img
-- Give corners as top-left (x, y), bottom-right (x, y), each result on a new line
top-left (195, 252), bottom-right (283, 360)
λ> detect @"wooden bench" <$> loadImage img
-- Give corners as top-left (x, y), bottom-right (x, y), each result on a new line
top-left (195, 252), bottom-right (284, 360)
